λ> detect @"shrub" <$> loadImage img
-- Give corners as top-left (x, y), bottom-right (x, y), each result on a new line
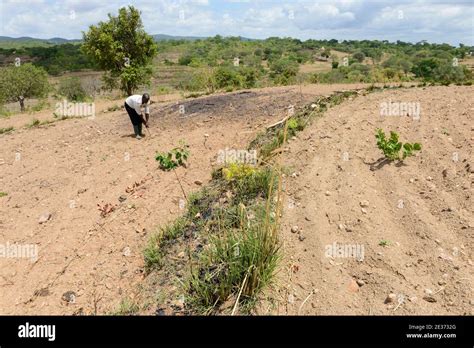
top-left (269, 58), bottom-right (299, 85)
top-left (181, 69), bottom-right (216, 93)
top-left (347, 70), bottom-right (365, 82)
top-left (411, 58), bottom-right (441, 80)
top-left (352, 51), bottom-right (366, 63)
top-left (58, 77), bottom-right (88, 102)
top-left (239, 67), bottom-right (259, 88)
top-left (311, 69), bottom-right (347, 84)
top-left (213, 67), bottom-right (242, 89)
top-left (178, 54), bottom-right (193, 66)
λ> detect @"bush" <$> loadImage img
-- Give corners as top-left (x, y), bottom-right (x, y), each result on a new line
top-left (433, 64), bottom-right (471, 84)
top-left (352, 51), bottom-right (366, 63)
top-left (412, 58), bottom-right (472, 83)
top-left (350, 63), bottom-right (370, 73)
top-left (347, 70), bottom-right (365, 82)
top-left (382, 68), bottom-right (397, 80)
top-left (58, 77), bottom-right (88, 101)
top-left (269, 58), bottom-right (299, 85)
top-left (411, 58), bottom-right (441, 80)
top-left (180, 69), bottom-right (216, 93)
top-left (238, 67), bottom-right (260, 88)
top-left (311, 69), bottom-right (347, 84)
top-left (181, 66), bottom-right (261, 92)
top-left (213, 67), bottom-right (242, 89)
top-left (178, 54), bottom-right (193, 66)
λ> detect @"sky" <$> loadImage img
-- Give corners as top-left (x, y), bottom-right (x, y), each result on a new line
top-left (0, 0), bottom-right (473, 45)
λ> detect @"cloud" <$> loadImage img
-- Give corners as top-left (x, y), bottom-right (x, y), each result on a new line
top-left (0, 0), bottom-right (472, 45)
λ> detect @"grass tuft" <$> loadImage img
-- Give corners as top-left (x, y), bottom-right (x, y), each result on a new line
top-left (112, 298), bottom-right (140, 315)
top-left (0, 127), bottom-right (14, 134)
top-left (26, 119), bottom-right (41, 128)
top-left (144, 217), bottom-right (188, 272)
top-left (185, 202), bottom-right (280, 314)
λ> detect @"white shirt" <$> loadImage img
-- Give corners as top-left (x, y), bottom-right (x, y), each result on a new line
top-left (126, 95), bottom-right (150, 115)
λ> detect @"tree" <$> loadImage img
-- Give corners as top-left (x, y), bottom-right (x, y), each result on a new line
top-left (0, 63), bottom-right (49, 112)
top-left (81, 6), bottom-right (157, 95)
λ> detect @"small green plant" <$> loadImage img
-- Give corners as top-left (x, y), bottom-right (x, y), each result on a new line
top-left (375, 129), bottom-right (421, 161)
top-left (155, 141), bottom-right (189, 171)
top-left (287, 118), bottom-right (298, 130)
top-left (379, 239), bottom-right (390, 247)
top-left (0, 192), bottom-right (7, 197)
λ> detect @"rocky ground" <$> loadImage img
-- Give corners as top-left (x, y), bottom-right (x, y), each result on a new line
top-left (274, 86), bottom-right (473, 315)
top-left (0, 84), bottom-right (364, 314)
top-left (2, 84), bottom-right (471, 315)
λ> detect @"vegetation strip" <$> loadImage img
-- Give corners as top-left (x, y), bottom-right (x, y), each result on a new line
top-left (140, 85), bottom-right (411, 315)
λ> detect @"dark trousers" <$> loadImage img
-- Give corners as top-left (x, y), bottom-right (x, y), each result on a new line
top-left (124, 102), bottom-right (143, 136)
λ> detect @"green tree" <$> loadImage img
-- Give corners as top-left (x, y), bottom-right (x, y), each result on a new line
top-left (0, 63), bottom-right (49, 112)
top-left (81, 6), bottom-right (157, 95)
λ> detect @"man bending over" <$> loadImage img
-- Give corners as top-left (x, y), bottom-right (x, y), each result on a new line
top-left (124, 93), bottom-right (150, 139)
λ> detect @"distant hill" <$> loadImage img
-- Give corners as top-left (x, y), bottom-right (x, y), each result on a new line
top-left (47, 37), bottom-right (82, 44)
top-left (152, 34), bottom-right (255, 41)
top-left (0, 34), bottom-right (205, 48)
top-left (0, 36), bottom-right (80, 48)
top-left (152, 34), bottom-right (206, 41)
top-left (0, 34), bottom-right (255, 48)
